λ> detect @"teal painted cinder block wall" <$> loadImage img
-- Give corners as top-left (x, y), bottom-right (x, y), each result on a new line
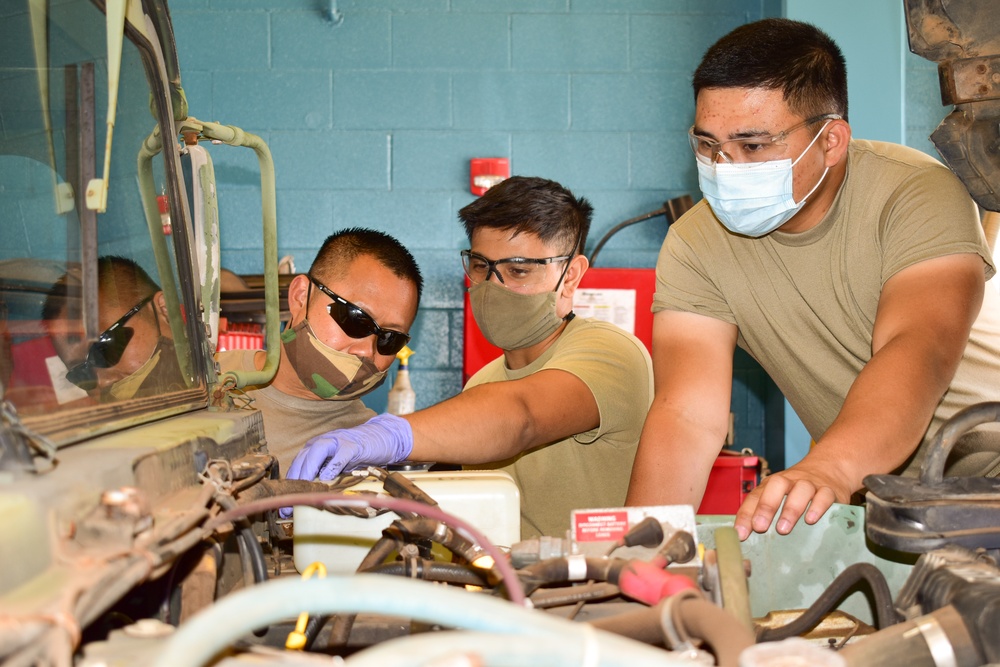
top-left (164, 0), bottom-right (942, 461)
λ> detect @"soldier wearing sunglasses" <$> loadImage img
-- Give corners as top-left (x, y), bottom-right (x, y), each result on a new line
top-left (216, 228), bottom-right (422, 476)
top-left (43, 256), bottom-right (185, 402)
top-left (287, 177), bottom-right (653, 539)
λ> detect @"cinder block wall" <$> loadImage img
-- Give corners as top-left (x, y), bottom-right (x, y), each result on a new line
top-left (168, 0), bottom-right (944, 458)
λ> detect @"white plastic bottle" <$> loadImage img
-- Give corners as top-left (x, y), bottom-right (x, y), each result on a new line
top-left (386, 346), bottom-right (416, 416)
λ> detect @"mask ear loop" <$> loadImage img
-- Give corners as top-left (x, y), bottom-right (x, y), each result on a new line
top-left (790, 120), bottom-right (834, 206)
top-left (556, 229), bottom-right (585, 322)
top-left (295, 280), bottom-right (313, 330)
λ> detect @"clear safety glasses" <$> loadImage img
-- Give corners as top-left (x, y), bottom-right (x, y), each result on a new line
top-left (689, 113), bottom-right (841, 164)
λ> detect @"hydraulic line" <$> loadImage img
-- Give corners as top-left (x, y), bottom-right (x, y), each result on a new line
top-left (756, 562), bottom-right (897, 642)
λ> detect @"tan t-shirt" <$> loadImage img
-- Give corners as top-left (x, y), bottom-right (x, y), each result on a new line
top-left (216, 350), bottom-right (375, 476)
top-left (654, 139), bottom-right (1000, 478)
top-left (465, 316), bottom-right (653, 539)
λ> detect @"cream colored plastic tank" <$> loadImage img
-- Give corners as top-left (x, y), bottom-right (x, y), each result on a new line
top-left (292, 470), bottom-right (521, 575)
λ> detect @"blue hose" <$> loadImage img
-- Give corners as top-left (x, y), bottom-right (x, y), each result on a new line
top-left (152, 574), bottom-right (686, 667)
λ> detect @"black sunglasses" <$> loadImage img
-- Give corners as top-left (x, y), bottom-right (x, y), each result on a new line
top-left (65, 294), bottom-right (155, 390)
top-left (308, 276), bottom-right (410, 356)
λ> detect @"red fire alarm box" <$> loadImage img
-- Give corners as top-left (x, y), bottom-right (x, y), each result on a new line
top-left (469, 157), bottom-right (509, 196)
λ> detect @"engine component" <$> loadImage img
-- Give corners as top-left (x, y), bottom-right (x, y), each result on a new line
top-left (865, 402), bottom-right (1000, 553)
top-left (292, 469), bottom-right (521, 575)
top-left (906, 0), bottom-right (1000, 212)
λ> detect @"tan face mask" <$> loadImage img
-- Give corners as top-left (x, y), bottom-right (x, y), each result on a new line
top-left (106, 347), bottom-right (161, 401)
top-left (103, 337), bottom-right (186, 401)
top-left (469, 280), bottom-right (569, 350)
top-left (281, 319), bottom-right (387, 400)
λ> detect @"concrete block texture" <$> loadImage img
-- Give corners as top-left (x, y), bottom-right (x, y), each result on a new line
top-left (160, 1), bottom-right (890, 447)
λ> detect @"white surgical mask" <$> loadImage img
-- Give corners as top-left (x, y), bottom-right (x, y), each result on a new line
top-left (696, 120), bottom-right (832, 237)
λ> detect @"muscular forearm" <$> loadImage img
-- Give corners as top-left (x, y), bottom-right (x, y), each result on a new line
top-left (816, 330), bottom-right (967, 493)
top-left (406, 374), bottom-right (600, 466)
top-left (405, 390), bottom-right (534, 464)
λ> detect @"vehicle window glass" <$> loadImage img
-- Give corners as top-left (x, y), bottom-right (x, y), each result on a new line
top-left (0, 0), bottom-right (206, 441)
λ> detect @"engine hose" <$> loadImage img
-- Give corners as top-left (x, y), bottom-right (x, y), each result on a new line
top-left (518, 556), bottom-right (623, 594)
top-left (530, 582), bottom-right (621, 609)
top-left (214, 493), bottom-right (268, 586)
top-left (589, 604), bottom-right (670, 645)
top-left (151, 574), bottom-right (676, 667)
top-left (587, 590), bottom-right (755, 666)
top-left (364, 560), bottom-right (492, 587)
top-left (838, 605), bottom-right (983, 667)
top-left (666, 591), bottom-right (756, 667)
top-left (920, 401), bottom-right (1000, 485)
top-left (214, 493), bottom-right (269, 637)
top-left (380, 517), bottom-right (485, 564)
top-left (756, 562), bottom-right (896, 642)
top-left (315, 516), bottom-right (493, 650)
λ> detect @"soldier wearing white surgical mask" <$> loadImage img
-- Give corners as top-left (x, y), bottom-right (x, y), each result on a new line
top-left (629, 18), bottom-right (1000, 542)
top-left (286, 177), bottom-right (654, 539)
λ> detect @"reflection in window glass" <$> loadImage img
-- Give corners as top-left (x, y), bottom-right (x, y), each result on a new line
top-left (0, 0), bottom-right (204, 430)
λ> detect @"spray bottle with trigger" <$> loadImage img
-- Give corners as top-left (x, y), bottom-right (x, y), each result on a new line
top-left (386, 345), bottom-right (416, 416)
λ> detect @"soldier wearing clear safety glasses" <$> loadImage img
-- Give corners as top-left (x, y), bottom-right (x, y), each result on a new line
top-left (628, 18), bottom-right (1000, 541)
top-left (287, 176), bottom-right (653, 539)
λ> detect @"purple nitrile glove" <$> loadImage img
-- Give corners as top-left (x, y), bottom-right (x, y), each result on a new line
top-left (279, 414), bottom-right (413, 518)
top-left (287, 413), bottom-right (414, 482)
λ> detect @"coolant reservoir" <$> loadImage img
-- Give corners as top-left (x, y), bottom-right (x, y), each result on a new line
top-left (292, 470), bottom-right (521, 575)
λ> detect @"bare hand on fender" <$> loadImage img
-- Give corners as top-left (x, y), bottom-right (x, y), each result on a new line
top-left (733, 461), bottom-right (853, 541)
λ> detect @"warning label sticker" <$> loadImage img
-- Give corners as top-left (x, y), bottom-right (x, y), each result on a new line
top-left (573, 510), bottom-right (629, 542)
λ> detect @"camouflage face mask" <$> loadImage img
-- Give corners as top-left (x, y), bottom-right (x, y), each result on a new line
top-left (280, 319), bottom-right (387, 400)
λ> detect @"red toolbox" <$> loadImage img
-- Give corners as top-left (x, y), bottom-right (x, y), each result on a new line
top-left (697, 453), bottom-right (760, 515)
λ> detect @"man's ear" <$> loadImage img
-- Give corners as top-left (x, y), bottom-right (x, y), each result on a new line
top-left (286, 274), bottom-right (311, 322)
top-left (561, 254), bottom-right (590, 296)
top-left (823, 119), bottom-right (852, 168)
top-left (152, 291), bottom-right (169, 323)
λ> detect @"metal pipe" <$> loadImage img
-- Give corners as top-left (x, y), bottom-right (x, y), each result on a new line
top-left (180, 119), bottom-right (280, 390)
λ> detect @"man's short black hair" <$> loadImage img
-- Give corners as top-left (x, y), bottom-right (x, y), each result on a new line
top-left (458, 176), bottom-right (593, 256)
top-left (693, 18), bottom-right (848, 121)
top-left (42, 255), bottom-right (161, 322)
top-left (310, 227), bottom-right (423, 306)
